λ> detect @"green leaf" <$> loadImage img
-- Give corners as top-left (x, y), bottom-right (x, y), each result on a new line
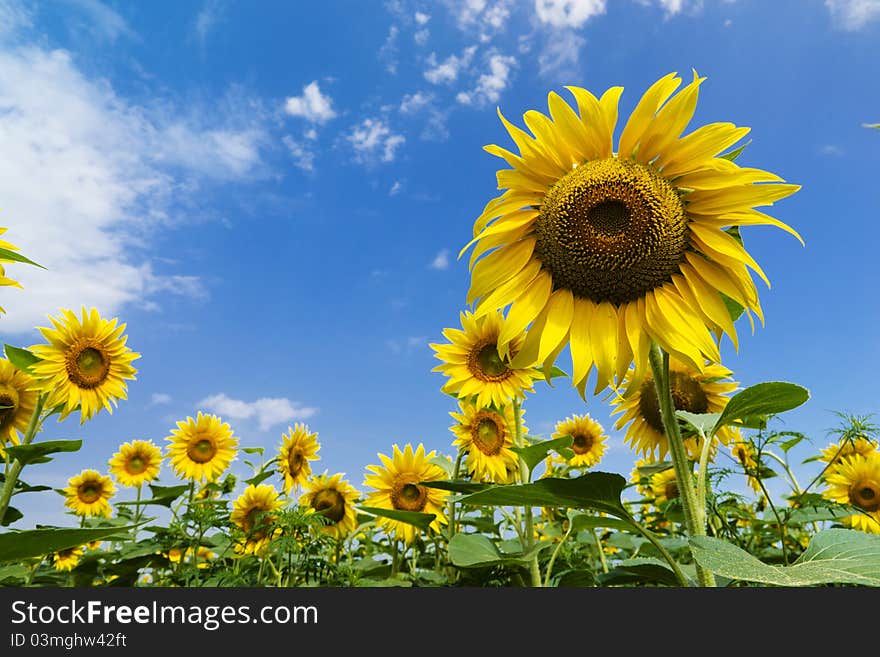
top-left (357, 506), bottom-right (436, 532)
top-left (540, 364), bottom-right (569, 385)
top-left (3, 344), bottom-right (41, 373)
top-left (244, 470), bottom-right (275, 486)
top-left (5, 439), bottom-right (82, 466)
top-left (448, 533), bottom-right (549, 568)
top-left (457, 472), bottom-right (629, 518)
top-left (510, 436), bottom-right (573, 477)
top-left (1, 505), bottom-right (23, 526)
top-left (690, 529), bottom-right (880, 586)
top-left (675, 411), bottom-right (721, 438)
top-left (718, 140), bottom-right (751, 161)
top-left (713, 382), bottom-right (810, 434)
top-left (0, 247), bottom-right (44, 269)
top-left (0, 524), bottom-right (146, 562)
top-left (597, 557), bottom-right (682, 587)
top-left (566, 511), bottom-right (631, 533)
top-left (720, 292), bottom-right (745, 323)
top-left (418, 480), bottom-right (491, 495)
top-left (115, 484), bottom-right (189, 508)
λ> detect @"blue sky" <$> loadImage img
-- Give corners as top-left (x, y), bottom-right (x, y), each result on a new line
top-left (1, 0), bottom-right (878, 528)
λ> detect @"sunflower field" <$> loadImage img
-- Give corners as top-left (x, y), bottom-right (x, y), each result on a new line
top-left (1, 73), bottom-right (879, 589)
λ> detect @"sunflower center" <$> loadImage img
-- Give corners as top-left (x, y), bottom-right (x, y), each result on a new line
top-left (664, 481), bottom-right (680, 501)
top-left (65, 342), bottom-right (111, 389)
top-left (125, 455), bottom-right (147, 475)
top-left (467, 341), bottom-right (512, 382)
top-left (571, 432), bottom-right (594, 455)
top-left (312, 489), bottom-right (346, 523)
top-left (0, 386), bottom-right (20, 429)
top-left (243, 507), bottom-right (272, 537)
top-left (77, 483), bottom-right (101, 504)
top-left (288, 450), bottom-right (305, 477)
top-left (849, 480), bottom-right (880, 512)
top-left (391, 479), bottom-right (428, 512)
top-left (187, 436), bottom-right (217, 464)
top-left (638, 372), bottom-right (710, 435)
top-left (533, 158), bottom-right (688, 305)
top-left (472, 412), bottom-right (505, 456)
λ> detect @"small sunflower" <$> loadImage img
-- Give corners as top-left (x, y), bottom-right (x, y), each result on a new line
top-left (363, 443), bottom-right (449, 544)
top-left (278, 423), bottom-right (321, 493)
top-left (231, 484), bottom-right (284, 556)
top-left (167, 546), bottom-right (214, 568)
top-left (650, 467), bottom-right (680, 505)
top-left (552, 414), bottom-right (607, 469)
top-left (823, 453), bottom-right (880, 534)
top-left (611, 357), bottom-right (739, 460)
top-left (63, 469), bottom-right (116, 517)
top-left (29, 307), bottom-right (140, 423)
top-left (449, 401), bottom-right (520, 483)
top-left (0, 227), bottom-right (27, 310)
top-left (460, 72), bottom-right (800, 395)
top-left (819, 436), bottom-right (878, 465)
top-left (300, 472), bottom-right (360, 539)
top-left (165, 412), bottom-right (238, 483)
top-left (52, 546), bottom-right (84, 571)
top-left (430, 309), bottom-right (542, 409)
top-left (108, 440), bottom-right (162, 487)
top-left (0, 357), bottom-right (38, 451)
top-left (730, 439), bottom-right (762, 493)
top-left (630, 457), bottom-right (657, 498)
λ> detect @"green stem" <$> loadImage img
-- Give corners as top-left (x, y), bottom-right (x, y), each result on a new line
top-left (0, 393), bottom-right (47, 525)
top-left (447, 449), bottom-right (464, 540)
top-left (543, 526), bottom-right (572, 587)
top-left (591, 529), bottom-right (610, 574)
top-left (763, 450), bottom-right (802, 494)
top-left (133, 484), bottom-right (143, 541)
top-left (648, 344), bottom-right (715, 587)
top-left (624, 519), bottom-right (690, 587)
top-left (513, 398), bottom-right (542, 587)
top-left (695, 427), bottom-right (714, 523)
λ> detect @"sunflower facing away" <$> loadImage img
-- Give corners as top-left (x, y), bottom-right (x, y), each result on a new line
top-left (611, 356), bottom-right (740, 460)
top-left (0, 357), bottom-right (38, 451)
top-left (552, 413), bottom-right (608, 468)
top-left (450, 401), bottom-right (520, 483)
top-left (166, 412), bottom-right (238, 483)
top-left (730, 438), bottom-right (762, 494)
top-left (431, 309), bottom-right (546, 410)
top-left (278, 423), bottom-right (321, 493)
top-left (460, 72), bottom-right (800, 396)
top-left (52, 546), bottom-right (84, 572)
top-left (823, 453), bottom-right (880, 534)
top-left (63, 469), bottom-right (116, 517)
top-left (300, 472), bottom-right (360, 539)
top-left (29, 307), bottom-right (140, 423)
top-left (819, 436), bottom-right (878, 465)
top-left (231, 484), bottom-right (284, 556)
top-left (650, 467), bottom-right (680, 506)
top-left (108, 440), bottom-right (162, 487)
top-left (363, 443), bottom-right (449, 544)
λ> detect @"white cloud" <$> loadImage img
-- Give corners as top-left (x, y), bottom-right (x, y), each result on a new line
top-left (483, 2), bottom-right (511, 28)
top-left (63, 0), bottom-right (137, 42)
top-left (282, 135), bottom-right (316, 172)
top-left (534, 0), bottom-right (606, 28)
top-left (386, 335), bottom-right (427, 355)
top-left (0, 46), bottom-right (266, 332)
top-left (825, 0), bottom-right (880, 29)
top-left (424, 45), bottom-right (477, 84)
top-left (456, 53), bottom-right (516, 106)
top-left (414, 28), bottom-right (430, 45)
top-left (400, 91), bottom-right (433, 114)
top-left (151, 392), bottom-right (172, 405)
top-left (379, 25), bottom-right (399, 74)
top-left (0, 1), bottom-right (32, 41)
top-left (347, 118), bottom-right (405, 164)
top-left (389, 180), bottom-right (403, 196)
top-left (198, 393), bottom-right (318, 431)
top-left (819, 144), bottom-right (845, 157)
top-left (284, 81), bottom-right (337, 124)
top-left (415, 11), bottom-right (431, 24)
top-left (194, 0), bottom-right (225, 47)
top-left (538, 28), bottom-right (584, 77)
top-left (430, 249), bottom-right (450, 270)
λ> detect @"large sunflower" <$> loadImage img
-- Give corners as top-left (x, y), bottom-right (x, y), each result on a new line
top-left (430, 309), bottom-right (542, 409)
top-left (230, 484), bottom-right (284, 556)
top-left (823, 453), bottom-right (880, 534)
top-left (0, 357), bottom-right (38, 451)
top-left (29, 307), bottom-right (140, 423)
top-left (363, 443), bottom-right (449, 544)
top-left (461, 72), bottom-right (800, 395)
top-left (63, 469), bottom-right (115, 517)
top-left (300, 472), bottom-right (360, 539)
top-left (552, 413), bottom-right (607, 468)
top-left (108, 440), bottom-right (163, 488)
top-left (611, 356), bottom-right (739, 460)
top-left (278, 424), bottom-right (321, 493)
top-left (165, 412), bottom-right (238, 483)
top-left (449, 401), bottom-right (520, 483)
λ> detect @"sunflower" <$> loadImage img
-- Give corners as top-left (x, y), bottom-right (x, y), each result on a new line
top-left (231, 484), bottom-right (284, 556)
top-left (63, 469), bottom-right (116, 517)
top-left (611, 356), bottom-right (739, 460)
top-left (167, 546), bottom-right (214, 568)
top-left (0, 227), bottom-right (26, 308)
top-left (363, 443), bottom-right (449, 544)
top-left (552, 414), bottom-right (607, 468)
top-left (819, 436), bottom-right (878, 465)
top-left (0, 357), bottom-right (38, 451)
top-left (460, 72), bottom-right (800, 396)
top-left (823, 453), bottom-right (880, 534)
top-left (730, 438), bottom-right (762, 493)
top-left (29, 307), bottom-right (140, 423)
top-left (300, 472), bottom-right (360, 539)
top-left (108, 440), bottom-right (162, 487)
top-left (278, 423), bottom-right (321, 493)
top-left (650, 467), bottom-right (680, 505)
top-left (165, 412), bottom-right (238, 483)
top-left (430, 309), bottom-right (542, 409)
top-left (630, 457), bottom-right (657, 498)
top-left (52, 546), bottom-right (84, 571)
top-left (449, 401), bottom-right (520, 482)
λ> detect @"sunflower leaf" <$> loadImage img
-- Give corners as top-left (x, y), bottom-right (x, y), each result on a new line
top-left (448, 532), bottom-right (550, 568)
top-left (5, 440), bottom-right (82, 467)
top-left (357, 506), bottom-right (436, 531)
top-left (418, 479), bottom-right (491, 495)
top-left (675, 411), bottom-right (721, 438)
top-left (718, 139), bottom-right (751, 161)
top-left (0, 523), bottom-right (149, 563)
top-left (719, 292), bottom-right (745, 323)
top-left (510, 435), bottom-right (574, 478)
top-left (1, 505), bottom-right (23, 527)
top-left (0, 246), bottom-right (45, 269)
top-left (713, 382), bottom-right (810, 434)
top-left (597, 557), bottom-right (683, 587)
top-left (3, 344), bottom-right (41, 373)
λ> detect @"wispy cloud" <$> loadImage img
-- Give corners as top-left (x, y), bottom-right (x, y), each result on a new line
top-left (194, 0), bottom-right (225, 48)
top-left (819, 144), bottom-right (845, 157)
top-left (430, 249), bottom-right (450, 270)
top-left (825, 0), bottom-right (880, 29)
top-left (282, 135), bottom-right (316, 172)
top-left (533, 0), bottom-right (606, 28)
top-left (424, 45), bottom-right (477, 84)
top-left (400, 91), bottom-right (434, 114)
top-left (62, 0), bottom-right (138, 43)
top-left (379, 25), bottom-right (400, 74)
top-left (150, 392), bottom-right (172, 406)
top-left (386, 335), bottom-right (427, 355)
top-left (198, 393), bottom-right (318, 431)
top-left (389, 180), bottom-right (403, 196)
top-left (347, 118), bottom-right (405, 164)
top-left (284, 81), bottom-right (337, 124)
top-left (456, 52), bottom-right (516, 106)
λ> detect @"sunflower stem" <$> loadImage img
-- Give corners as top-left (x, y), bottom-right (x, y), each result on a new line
top-left (447, 448), bottom-right (464, 540)
top-left (647, 344), bottom-right (715, 587)
top-left (513, 397), bottom-right (542, 587)
top-left (0, 392), bottom-right (47, 527)
top-left (543, 525), bottom-right (572, 587)
top-left (591, 529), bottom-right (610, 574)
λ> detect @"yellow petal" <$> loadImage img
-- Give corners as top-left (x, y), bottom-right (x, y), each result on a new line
top-left (589, 301), bottom-right (618, 394)
top-left (637, 71), bottom-right (706, 164)
top-left (618, 72), bottom-right (681, 159)
top-left (474, 259), bottom-right (543, 316)
top-left (685, 183), bottom-right (801, 215)
top-left (467, 237), bottom-right (536, 303)
top-left (497, 270), bottom-right (553, 355)
top-left (569, 298), bottom-right (596, 389)
top-left (689, 222), bottom-right (770, 287)
top-left (537, 288), bottom-right (574, 364)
